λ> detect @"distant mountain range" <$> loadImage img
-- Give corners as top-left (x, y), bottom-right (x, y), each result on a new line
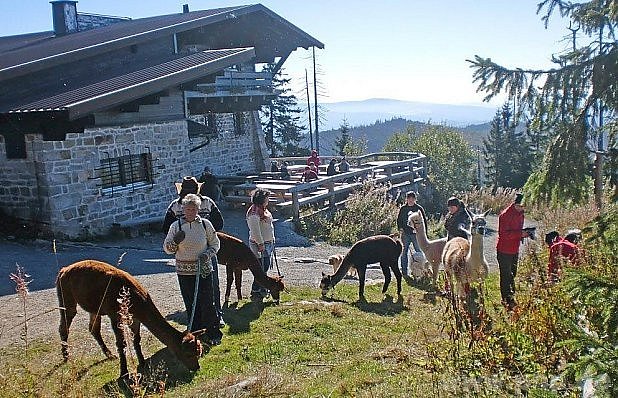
top-left (319, 98), bottom-right (497, 130)
top-left (315, 117), bottom-right (491, 155)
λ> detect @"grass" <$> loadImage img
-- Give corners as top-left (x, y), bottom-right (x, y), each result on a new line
top-left (0, 279), bottom-right (494, 398)
top-left (0, 270), bottom-right (577, 398)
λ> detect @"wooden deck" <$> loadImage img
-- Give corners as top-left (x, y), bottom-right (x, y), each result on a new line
top-left (221, 152), bottom-right (427, 221)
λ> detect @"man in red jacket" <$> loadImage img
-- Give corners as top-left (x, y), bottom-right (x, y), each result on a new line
top-left (496, 193), bottom-right (533, 310)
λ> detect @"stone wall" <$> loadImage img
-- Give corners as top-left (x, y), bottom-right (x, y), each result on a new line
top-left (0, 111), bottom-right (268, 238)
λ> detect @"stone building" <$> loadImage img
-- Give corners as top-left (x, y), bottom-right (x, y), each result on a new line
top-left (0, 1), bottom-right (323, 238)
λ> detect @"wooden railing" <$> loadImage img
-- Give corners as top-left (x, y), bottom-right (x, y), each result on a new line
top-left (271, 152), bottom-right (427, 222)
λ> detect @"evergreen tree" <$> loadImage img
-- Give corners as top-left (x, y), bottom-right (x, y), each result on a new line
top-left (333, 118), bottom-right (352, 155)
top-left (468, 0), bottom-right (618, 206)
top-left (483, 104), bottom-right (532, 188)
top-left (260, 65), bottom-right (307, 156)
top-left (382, 124), bottom-right (418, 152)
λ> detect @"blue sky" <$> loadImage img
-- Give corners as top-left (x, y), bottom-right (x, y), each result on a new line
top-left (1, 1), bottom-right (572, 106)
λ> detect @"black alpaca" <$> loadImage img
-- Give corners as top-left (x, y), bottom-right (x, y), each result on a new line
top-left (320, 235), bottom-right (403, 299)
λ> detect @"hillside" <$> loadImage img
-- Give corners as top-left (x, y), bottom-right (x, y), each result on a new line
top-left (316, 117), bottom-right (491, 154)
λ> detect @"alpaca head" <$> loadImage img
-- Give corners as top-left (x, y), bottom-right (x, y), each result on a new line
top-left (409, 251), bottom-right (430, 278)
top-left (319, 272), bottom-right (334, 297)
top-left (407, 211), bottom-right (423, 232)
top-left (328, 254), bottom-right (344, 273)
top-left (175, 330), bottom-right (205, 371)
top-left (467, 209), bottom-right (489, 236)
top-left (269, 276), bottom-right (285, 304)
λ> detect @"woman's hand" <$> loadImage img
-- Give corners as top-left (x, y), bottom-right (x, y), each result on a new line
top-left (258, 243), bottom-right (265, 252)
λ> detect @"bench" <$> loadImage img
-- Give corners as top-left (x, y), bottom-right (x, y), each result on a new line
top-left (112, 215), bottom-right (163, 238)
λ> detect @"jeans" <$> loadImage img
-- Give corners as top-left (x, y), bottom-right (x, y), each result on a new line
top-left (249, 241), bottom-right (274, 296)
top-left (177, 273), bottom-right (222, 341)
top-left (497, 252), bottom-right (518, 304)
top-left (400, 232), bottom-right (420, 275)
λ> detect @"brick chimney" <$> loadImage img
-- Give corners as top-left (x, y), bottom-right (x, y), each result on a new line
top-left (51, 1), bottom-right (79, 36)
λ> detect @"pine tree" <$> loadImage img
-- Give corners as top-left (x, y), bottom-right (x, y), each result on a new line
top-left (468, 0), bottom-right (618, 206)
top-left (333, 118), bottom-right (352, 156)
top-left (483, 104), bottom-right (532, 188)
top-left (260, 65), bottom-right (307, 156)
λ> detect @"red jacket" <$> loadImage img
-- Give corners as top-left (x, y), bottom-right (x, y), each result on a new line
top-left (496, 203), bottom-right (524, 255)
top-left (548, 238), bottom-right (581, 277)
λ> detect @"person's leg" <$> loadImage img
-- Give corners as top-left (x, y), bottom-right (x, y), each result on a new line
top-left (509, 255), bottom-right (519, 299)
top-left (177, 274), bottom-right (198, 331)
top-left (497, 252), bottom-right (512, 304)
top-left (250, 241), bottom-right (267, 296)
top-left (410, 233), bottom-right (421, 252)
top-left (400, 233), bottom-right (412, 276)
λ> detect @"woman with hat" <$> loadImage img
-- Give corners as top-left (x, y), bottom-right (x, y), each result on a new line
top-left (444, 196), bottom-right (471, 241)
top-left (163, 193), bottom-right (223, 345)
top-left (163, 176), bottom-right (225, 327)
top-left (246, 188), bottom-right (275, 301)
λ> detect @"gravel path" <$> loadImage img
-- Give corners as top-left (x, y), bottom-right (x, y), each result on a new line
top-left (0, 209), bottom-right (505, 348)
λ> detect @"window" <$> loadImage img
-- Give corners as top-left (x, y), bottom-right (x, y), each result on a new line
top-left (100, 152), bottom-right (153, 189)
top-left (233, 112), bottom-right (246, 136)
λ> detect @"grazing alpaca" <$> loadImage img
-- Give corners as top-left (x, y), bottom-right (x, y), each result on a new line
top-left (408, 250), bottom-right (431, 279)
top-left (320, 235), bottom-right (403, 299)
top-left (217, 231), bottom-right (285, 303)
top-left (441, 210), bottom-right (489, 298)
top-left (57, 260), bottom-right (204, 377)
top-left (407, 210), bottom-right (447, 287)
top-left (328, 254), bottom-right (358, 278)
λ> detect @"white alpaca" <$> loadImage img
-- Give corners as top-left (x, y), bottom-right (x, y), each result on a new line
top-left (407, 211), bottom-right (447, 287)
top-left (408, 250), bottom-right (431, 279)
top-left (441, 209), bottom-right (489, 298)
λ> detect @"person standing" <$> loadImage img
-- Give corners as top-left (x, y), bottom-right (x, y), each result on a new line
top-left (444, 196), bottom-right (471, 241)
top-left (496, 193), bottom-right (531, 310)
top-left (307, 149), bottom-right (320, 168)
top-left (246, 189), bottom-right (275, 301)
top-left (396, 191), bottom-right (426, 276)
top-left (326, 158), bottom-right (338, 176)
top-left (163, 194), bottom-right (223, 345)
top-left (163, 176), bottom-right (225, 327)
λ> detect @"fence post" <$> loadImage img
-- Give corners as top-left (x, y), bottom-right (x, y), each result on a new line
top-left (327, 178), bottom-right (335, 210)
top-left (292, 191), bottom-right (300, 223)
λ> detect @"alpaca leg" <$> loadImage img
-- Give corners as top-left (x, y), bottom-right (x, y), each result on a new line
top-left (89, 313), bottom-right (115, 359)
top-left (431, 262), bottom-right (440, 289)
top-left (234, 268), bottom-right (243, 301)
top-left (109, 314), bottom-right (129, 377)
top-left (224, 266), bottom-right (233, 303)
top-left (390, 260), bottom-right (402, 295)
top-left (58, 282), bottom-right (77, 361)
top-left (130, 320), bottom-right (146, 369)
top-left (380, 262), bottom-right (392, 294)
top-left (357, 266), bottom-right (367, 299)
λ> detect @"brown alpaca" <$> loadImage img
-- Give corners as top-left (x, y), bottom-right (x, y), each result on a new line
top-left (328, 254), bottom-right (357, 278)
top-left (56, 260), bottom-right (204, 377)
top-left (320, 235), bottom-right (403, 299)
top-left (217, 231), bottom-right (285, 303)
top-left (441, 210), bottom-right (489, 298)
top-left (407, 210), bottom-right (446, 287)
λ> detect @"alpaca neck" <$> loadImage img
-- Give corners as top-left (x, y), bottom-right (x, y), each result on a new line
top-left (248, 258), bottom-right (277, 289)
top-left (467, 233), bottom-right (485, 265)
top-left (137, 297), bottom-right (183, 348)
top-left (331, 260), bottom-right (353, 286)
top-left (414, 219), bottom-right (432, 251)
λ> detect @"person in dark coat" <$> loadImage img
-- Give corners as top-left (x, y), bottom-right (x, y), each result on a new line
top-left (326, 158), bottom-right (338, 176)
top-left (444, 196), bottom-right (470, 241)
top-left (396, 191), bottom-right (426, 276)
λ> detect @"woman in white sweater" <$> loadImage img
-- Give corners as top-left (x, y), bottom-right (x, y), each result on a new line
top-left (164, 194), bottom-right (223, 345)
top-left (246, 189), bottom-right (275, 300)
